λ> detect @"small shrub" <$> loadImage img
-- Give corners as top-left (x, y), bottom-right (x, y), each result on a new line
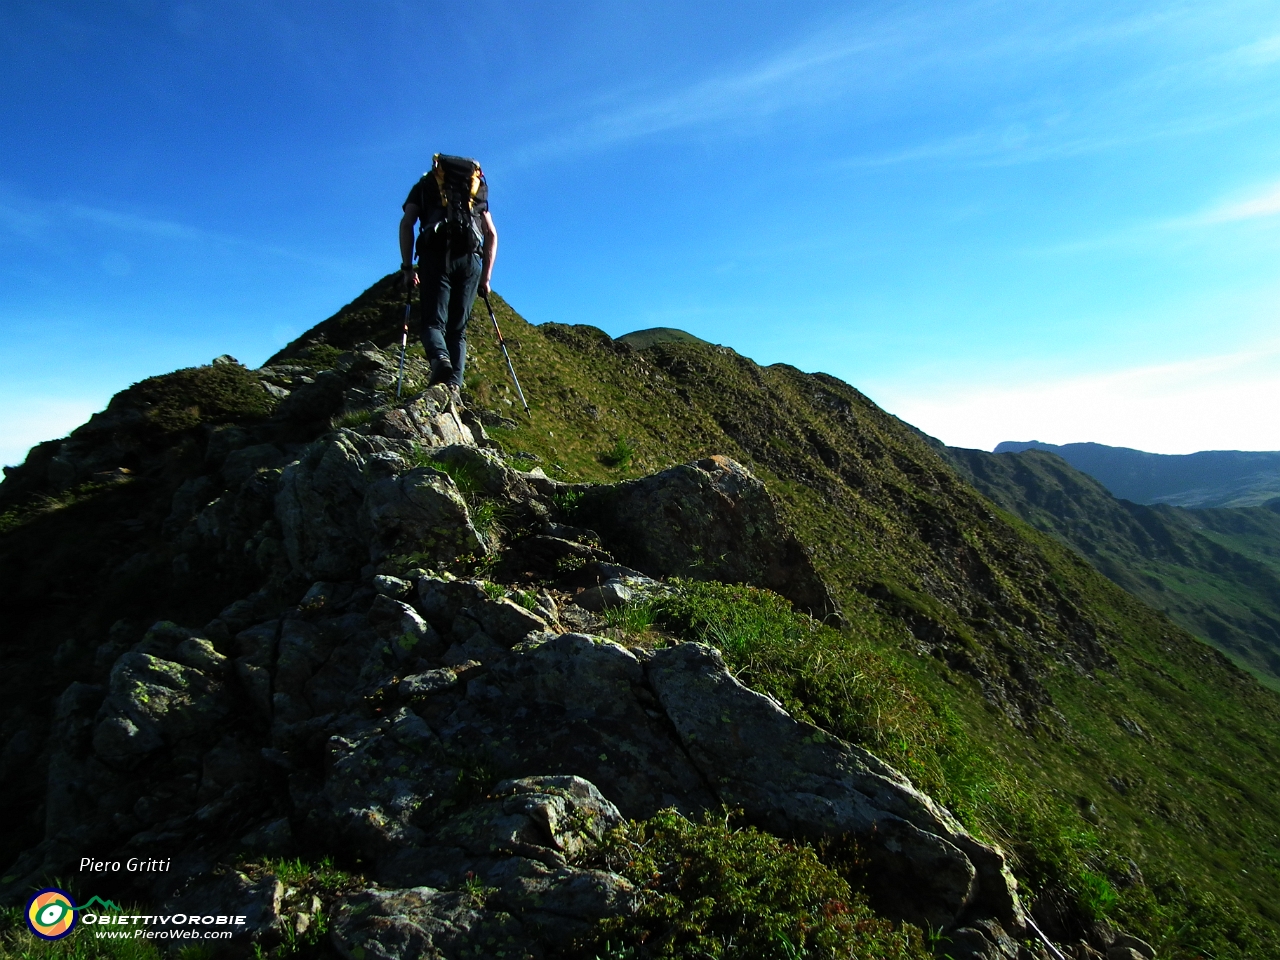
top-left (254, 855), bottom-right (356, 895)
top-left (450, 761), bottom-right (497, 807)
top-left (293, 343), bottom-right (344, 370)
top-left (551, 488), bottom-right (584, 515)
top-left (583, 809), bottom-right (928, 959)
top-left (460, 872), bottom-right (498, 908)
top-left (556, 555), bottom-right (587, 574)
top-left (600, 438), bottom-right (635, 469)
top-left (410, 446), bottom-right (482, 494)
top-left (469, 500), bottom-right (510, 554)
top-left (120, 363), bottom-right (276, 434)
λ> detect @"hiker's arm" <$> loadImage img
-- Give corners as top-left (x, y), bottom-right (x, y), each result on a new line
top-left (400, 205), bottom-right (419, 290)
top-left (479, 212), bottom-right (498, 297)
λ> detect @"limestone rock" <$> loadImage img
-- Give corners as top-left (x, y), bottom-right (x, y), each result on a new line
top-left (156, 872), bottom-right (283, 945)
top-left (199, 736), bottom-right (262, 801)
top-left (646, 642), bottom-right (1023, 931)
top-left (467, 597), bottom-right (548, 647)
top-left (399, 668), bottom-right (458, 699)
top-left (222, 442), bottom-right (288, 488)
top-left (369, 389), bottom-right (476, 446)
top-left (240, 817), bottom-right (294, 856)
top-left (368, 594), bottom-right (443, 661)
top-left (275, 369), bottom-right (346, 425)
top-left (312, 723), bottom-right (435, 858)
top-left (573, 580), bottom-right (632, 611)
top-left (45, 683), bottom-right (106, 836)
top-left (274, 431), bottom-right (375, 579)
top-left (490, 634), bottom-right (642, 721)
top-left (235, 621), bottom-right (279, 719)
top-left (490, 775), bottom-right (624, 858)
top-left (417, 577), bottom-right (488, 631)
top-left (173, 636), bottom-right (229, 676)
top-left (577, 455), bottom-right (839, 619)
top-left (369, 776), bottom-right (634, 953)
top-left (272, 618), bottom-right (334, 724)
top-left (945, 919), bottom-right (1024, 959)
top-left (363, 466), bottom-right (484, 566)
top-left (93, 653), bottom-right (231, 766)
top-left (330, 887), bottom-right (525, 960)
top-left (373, 574), bottom-right (412, 599)
top-left (425, 444), bottom-right (540, 502)
top-left (275, 430), bottom-right (485, 580)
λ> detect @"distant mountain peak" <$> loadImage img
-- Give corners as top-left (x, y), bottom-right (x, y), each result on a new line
top-left (993, 439), bottom-right (1280, 508)
top-left (615, 327), bottom-right (709, 349)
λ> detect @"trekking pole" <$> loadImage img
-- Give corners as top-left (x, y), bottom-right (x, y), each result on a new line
top-left (482, 294), bottom-right (529, 413)
top-left (396, 287), bottom-right (411, 399)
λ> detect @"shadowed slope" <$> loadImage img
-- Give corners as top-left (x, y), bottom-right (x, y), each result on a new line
top-left (948, 446), bottom-right (1280, 690)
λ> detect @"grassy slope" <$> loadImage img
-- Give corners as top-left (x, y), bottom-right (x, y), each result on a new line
top-left (946, 447), bottom-right (1280, 690)
top-left (269, 280), bottom-right (1280, 956)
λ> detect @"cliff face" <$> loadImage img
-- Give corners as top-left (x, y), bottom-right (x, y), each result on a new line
top-left (0, 277), bottom-right (1278, 959)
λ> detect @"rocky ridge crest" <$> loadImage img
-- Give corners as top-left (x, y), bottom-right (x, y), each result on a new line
top-left (0, 340), bottom-right (1047, 959)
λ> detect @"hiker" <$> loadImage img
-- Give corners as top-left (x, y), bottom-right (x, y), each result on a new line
top-left (400, 154), bottom-right (498, 390)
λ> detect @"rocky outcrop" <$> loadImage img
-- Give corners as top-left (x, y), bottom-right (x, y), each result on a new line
top-left (92, 651), bottom-right (232, 765)
top-left (575, 455), bottom-right (839, 620)
top-left (275, 430), bottom-right (484, 581)
top-left (647, 642), bottom-right (1023, 931)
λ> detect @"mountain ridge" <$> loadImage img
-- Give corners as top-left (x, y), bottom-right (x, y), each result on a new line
top-left (948, 445), bottom-right (1280, 689)
top-left (993, 440), bottom-right (1280, 509)
top-left (1, 276), bottom-right (1278, 958)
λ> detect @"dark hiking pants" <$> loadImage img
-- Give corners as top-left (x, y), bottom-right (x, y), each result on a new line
top-left (419, 250), bottom-right (481, 388)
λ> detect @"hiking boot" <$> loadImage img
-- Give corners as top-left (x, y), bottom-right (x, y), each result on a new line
top-left (428, 356), bottom-right (454, 387)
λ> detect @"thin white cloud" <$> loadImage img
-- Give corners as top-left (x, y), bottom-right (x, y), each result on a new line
top-left (847, 99), bottom-right (1276, 170)
top-left (1233, 32), bottom-right (1280, 66)
top-left (831, 2), bottom-right (1280, 170)
top-left (1192, 181), bottom-right (1280, 224)
top-left (873, 340), bottom-right (1280, 455)
top-left (1023, 171), bottom-right (1280, 256)
top-left (0, 196), bottom-right (353, 271)
top-left (0, 201), bottom-right (50, 242)
top-left (70, 205), bottom-right (211, 242)
top-left (517, 16), bottom-right (898, 159)
top-left (516, 0), bottom-right (1278, 165)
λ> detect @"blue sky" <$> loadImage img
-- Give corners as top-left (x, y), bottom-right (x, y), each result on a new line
top-left (3, 0), bottom-right (1280, 467)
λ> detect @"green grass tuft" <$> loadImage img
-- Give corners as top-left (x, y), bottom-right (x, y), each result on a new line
top-left (602, 599), bottom-right (658, 635)
top-left (332, 407), bottom-right (376, 429)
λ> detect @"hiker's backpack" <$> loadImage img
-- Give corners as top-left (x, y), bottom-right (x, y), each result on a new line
top-left (426, 154), bottom-right (486, 258)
